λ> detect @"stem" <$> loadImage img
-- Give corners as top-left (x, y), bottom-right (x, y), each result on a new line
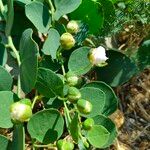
top-left (47, 0), bottom-right (55, 21)
top-left (85, 38), bottom-right (96, 47)
top-left (58, 96), bottom-right (67, 101)
top-left (64, 102), bottom-right (71, 123)
top-left (12, 123), bottom-right (25, 150)
top-left (31, 95), bottom-right (43, 109)
top-left (61, 65), bottom-right (66, 76)
top-left (33, 143), bottom-right (55, 148)
top-left (7, 36), bottom-right (21, 98)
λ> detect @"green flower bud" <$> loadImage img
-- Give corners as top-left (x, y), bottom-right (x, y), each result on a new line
top-left (19, 98), bottom-right (32, 107)
top-left (57, 139), bottom-right (74, 150)
top-left (60, 33), bottom-right (75, 50)
top-left (67, 87), bottom-right (81, 103)
top-left (82, 118), bottom-right (94, 130)
top-left (10, 102), bottom-right (32, 123)
top-left (77, 99), bottom-right (92, 114)
top-left (67, 20), bottom-right (79, 34)
top-left (65, 71), bottom-right (82, 87)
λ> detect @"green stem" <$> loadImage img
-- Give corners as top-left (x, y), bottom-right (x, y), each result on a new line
top-left (85, 38), bottom-right (96, 47)
top-left (31, 95), bottom-right (43, 109)
top-left (33, 143), bottom-right (55, 148)
top-left (12, 123), bottom-right (25, 150)
top-left (58, 96), bottom-right (67, 101)
top-left (7, 36), bottom-right (21, 98)
top-left (47, 0), bottom-right (55, 21)
top-left (61, 65), bottom-right (66, 76)
top-left (64, 102), bottom-right (71, 123)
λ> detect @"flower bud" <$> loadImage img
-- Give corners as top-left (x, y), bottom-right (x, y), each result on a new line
top-left (65, 71), bottom-right (82, 86)
top-left (77, 99), bottom-right (92, 114)
top-left (88, 46), bottom-right (108, 67)
top-left (67, 20), bottom-right (79, 34)
top-left (57, 139), bottom-right (74, 150)
top-left (67, 87), bottom-right (81, 103)
top-left (10, 102), bottom-right (32, 123)
top-left (60, 33), bottom-right (75, 50)
top-left (82, 118), bottom-right (94, 130)
top-left (19, 98), bottom-right (32, 107)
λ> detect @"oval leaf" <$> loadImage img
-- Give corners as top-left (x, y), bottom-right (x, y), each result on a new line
top-left (35, 68), bottom-right (64, 98)
top-left (0, 66), bottom-right (12, 91)
top-left (95, 50), bottom-right (138, 87)
top-left (42, 28), bottom-right (60, 59)
top-left (27, 109), bottom-right (64, 144)
top-left (80, 87), bottom-right (105, 117)
top-left (87, 125), bottom-right (110, 148)
top-left (70, 113), bottom-right (80, 143)
top-left (25, 1), bottom-right (51, 33)
top-left (84, 81), bottom-right (118, 116)
top-left (0, 91), bottom-right (16, 128)
top-left (54, 0), bottom-right (82, 20)
top-left (70, 0), bottom-right (104, 34)
top-left (68, 47), bottom-right (92, 75)
top-left (20, 28), bottom-right (38, 94)
top-left (93, 115), bottom-right (117, 148)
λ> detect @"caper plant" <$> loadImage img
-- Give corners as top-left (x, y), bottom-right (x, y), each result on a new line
top-left (0, 0), bottom-right (149, 150)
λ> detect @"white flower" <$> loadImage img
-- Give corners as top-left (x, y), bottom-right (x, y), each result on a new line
top-left (89, 46), bottom-right (108, 67)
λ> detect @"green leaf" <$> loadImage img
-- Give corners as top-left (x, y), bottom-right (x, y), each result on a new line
top-left (87, 125), bottom-right (110, 148)
top-left (12, 8), bottom-right (34, 36)
top-left (42, 28), bottom-right (60, 59)
top-left (35, 68), bottom-right (64, 98)
top-left (15, 0), bottom-right (31, 5)
top-left (27, 109), bottom-right (64, 144)
top-left (68, 47), bottom-right (92, 75)
top-left (135, 40), bottom-right (150, 71)
top-left (0, 66), bottom-right (12, 91)
top-left (80, 87), bottom-right (105, 117)
top-left (20, 28), bottom-right (38, 94)
top-left (95, 50), bottom-right (138, 87)
top-left (70, 113), bottom-right (80, 143)
top-left (53, 0), bottom-right (82, 20)
top-left (0, 91), bottom-right (16, 128)
top-left (93, 115), bottom-right (117, 148)
top-left (84, 81), bottom-right (118, 116)
top-left (99, 0), bottom-right (115, 35)
top-left (0, 44), bottom-right (7, 66)
top-left (39, 55), bottom-right (61, 72)
top-left (25, 1), bottom-right (51, 33)
top-left (0, 134), bottom-right (10, 150)
top-left (70, 0), bottom-right (104, 34)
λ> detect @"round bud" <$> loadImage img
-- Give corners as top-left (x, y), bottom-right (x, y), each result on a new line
top-left (57, 139), bottom-right (74, 150)
top-left (67, 87), bottom-right (81, 103)
top-left (60, 33), bottom-right (75, 50)
top-left (10, 102), bottom-right (32, 123)
top-left (88, 46), bottom-right (108, 67)
top-left (77, 99), bottom-right (92, 114)
top-left (65, 72), bottom-right (82, 87)
top-left (82, 118), bottom-right (94, 130)
top-left (67, 20), bottom-right (79, 34)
